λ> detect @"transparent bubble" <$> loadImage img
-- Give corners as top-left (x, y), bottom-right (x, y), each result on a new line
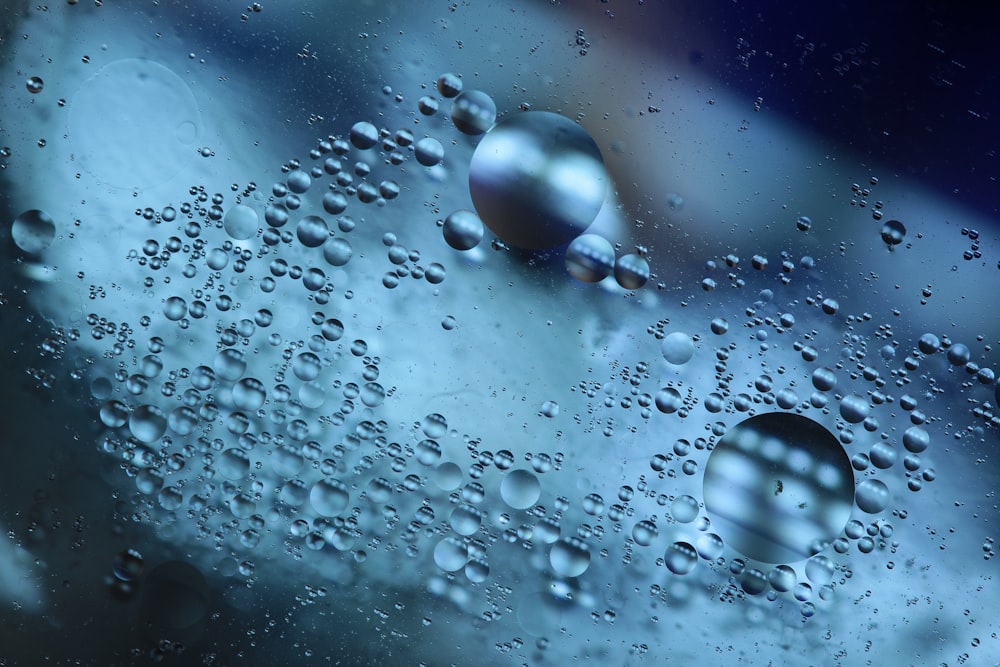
top-left (655, 387), bottom-right (683, 414)
top-left (422, 413), bottom-right (448, 438)
top-left (918, 333), bottom-right (940, 354)
top-left (660, 332), bottom-right (695, 365)
top-left (310, 478), bottom-right (349, 517)
top-left (881, 219), bottom-right (906, 246)
top-left (232, 377), bottom-right (266, 411)
top-left (287, 169), bottom-right (311, 194)
top-left (902, 426), bottom-right (930, 453)
top-left (442, 210), bottom-right (485, 251)
top-left (322, 191), bottom-right (348, 215)
top-left (703, 413), bottom-right (854, 563)
top-left (436, 72), bottom-right (463, 98)
top-left (804, 554), bottom-right (835, 585)
top-left (947, 343), bottom-right (970, 366)
top-left (450, 503), bottom-right (482, 536)
top-left (414, 137), bottom-right (444, 166)
top-left (468, 111), bottom-right (608, 250)
top-left (112, 548), bottom-right (144, 581)
top-left (613, 253), bottom-right (650, 289)
top-left (434, 537), bottom-right (469, 572)
top-left (549, 537), bottom-right (590, 577)
top-left (562, 234), bottom-right (613, 282)
top-left (768, 564), bottom-right (796, 592)
top-left (349, 121), bottom-right (379, 149)
top-left (664, 541), bottom-right (698, 575)
top-left (321, 318), bottom-right (344, 341)
top-left (839, 394), bottom-right (870, 424)
top-left (855, 479), bottom-right (890, 514)
top-left (218, 448), bottom-right (250, 480)
top-left (500, 469), bottom-right (541, 510)
top-left (163, 296), bottom-right (187, 322)
top-left (26, 75), bottom-right (44, 93)
top-left (811, 367), bottom-right (838, 391)
top-left (631, 520), bottom-right (658, 547)
top-left (450, 90), bottom-right (496, 135)
top-left (11, 209), bottom-right (56, 254)
top-left (222, 204), bottom-right (259, 240)
top-left (670, 495), bottom-right (700, 523)
top-left (296, 215), bottom-right (330, 248)
top-left (214, 348), bottom-right (247, 382)
top-left (696, 533), bottom-right (725, 560)
top-left (129, 404), bottom-right (167, 443)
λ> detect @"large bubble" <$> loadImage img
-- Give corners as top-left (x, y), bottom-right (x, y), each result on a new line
top-left (11, 209), bottom-right (56, 254)
top-left (703, 412), bottom-right (855, 564)
top-left (468, 111), bottom-right (609, 250)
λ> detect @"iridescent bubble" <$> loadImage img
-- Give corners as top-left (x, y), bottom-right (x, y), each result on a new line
top-left (222, 204), bottom-right (259, 240)
top-left (703, 412), bottom-right (854, 564)
top-left (450, 90), bottom-right (496, 135)
top-left (469, 111), bottom-right (608, 250)
top-left (565, 234), bottom-right (614, 283)
top-left (613, 253), bottom-right (650, 289)
top-left (414, 137), bottom-right (444, 166)
top-left (664, 541), bottom-right (698, 575)
top-left (500, 469), bottom-right (541, 510)
top-left (855, 478), bottom-right (890, 514)
top-left (442, 210), bottom-right (485, 251)
top-left (11, 209), bottom-right (56, 254)
top-left (549, 537), bottom-right (590, 577)
top-left (661, 332), bottom-right (694, 365)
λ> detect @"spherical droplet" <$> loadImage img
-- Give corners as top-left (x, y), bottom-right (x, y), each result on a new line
top-left (655, 387), bottom-right (682, 414)
top-left (26, 75), bottom-right (44, 94)
top-left (839, 394), bottom-right (870, 424)
top-left (661, 332), bottom-right (695, 365)
top-left (322, 237), bottom-right (353, 266)
top-left (414, 137), bottom-right (444, 166)
top-left (549, 537), bottom-right (590, 577)
top-left (613, 253), bottom-right (649, 289)
top-left (222, 204), bottom-right (259, 240)
top-left (11, 209), bottom-right (56, 254)
top-left (469, 111), bottom-right (607, 250)
top-left (310, 478), bottom-right (349, 517)
top-left (664, 541), bottom-right (698, 575)
top-left (450, 90), bottom-right (496, 135)
top-left (565, 234), bottom-right (614, 283)
top-left (500, 469), bottom-right (541, 510)
top-left (881, 219), bottom-right (906, 246)
top-left (703, 412), bottom-right (854, 564)
top-left (436, 72), bottom-right (463, 98)
top-left (855, 478), bottom-right (890, 514)
top-left (349, 121), bottom-right (379, 149)
top-left (442, 209), bottom-right (485, 251)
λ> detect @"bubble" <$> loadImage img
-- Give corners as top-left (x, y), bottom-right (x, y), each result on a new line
top-left (222, 204), bottom-right (259, 240)
top-left (703, 413), bottom-right (854, 564)
top-left (661, 332), bottom-right (695, 365)
top-left (804, 554), bottom-right (835, 585)
top-left (655, 387), bottom-right (683, 414)
top-left (902, 426), bottom-right (930, 453)
top-left (501, 469), bottom-right (541, 510)
top-left (450, 90), bottom-right (496, 135)
top-left (112, 548), bottom-right (144, 581)
top-left (296, 215), bottom-right (330, 248)
top-left (436, 72), bottom-right (463, 98)
top-left (450, 503), bottom-right (482, 536)
top-left (11, 209), bottom-right (56, 254)
top-left (565, 234), bottom-right (614, 283)
top-left (670, 495), bottom-right (700, 523)
top-left (310, 478), bottom-right (349, 517)
top-left (839, 394), bottom-right (870, 424)
top-left (292, 352), bottom-right (322, 381)
top-left (434, 537), bottom-right (469, 572)
top-left (442, 210), bottom-right (485, 251)
top-left (869, 442), bottom-right (897, 469)
top-left (414, 137), bottom-right (444, 166)
top-left (664, 541), bottom-right (698, 575)
top-left (468, 111), bottom-right (608, 250)
top-left (696, 533), bottom-right (725, 560)
top-left (768, 565), bottom-right (796, 592)
top-left (796, 216), bottom-right (812, 231)
top-left (613, 253), bottom-right (650, 290)
top-left (214, 348), bottom-right (247, 382)
top-left (349, 121), bottom-right (379, 149)
top-left (232, 377), bottom-right (266, 411)
top-left (218, 448), bottom-right (250, 480)
top-left (163, 296), bottom-right (187, 321)
top-left (129, 404), bottom-right (167, 443)
top-left (321, 318), bottom-right (345, 341)
top-left (880, 219), bottom-right (906, 246)
top-left (434, 462), bottom-right (463, 491)
top-left (631, 520), bottom-right (658, 547)
top-left (422, 413), bottom-right (448, 439)
top-left (26, 75), bottom-right (44, 93)
top-left (549, 537), bottom-right (590, 577)
top-left (947, 343), bottom-right (970, 366)
top-left (811, 367), bottom-right (838, 391)
top-left (286, 169), bottom-right (311, 194)
top-left (322, 191), bottom-right (348, 215)
top-left (918, 333), bottom-right (941, 354)
top-left (855, 479), bottom-right (891, 514)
